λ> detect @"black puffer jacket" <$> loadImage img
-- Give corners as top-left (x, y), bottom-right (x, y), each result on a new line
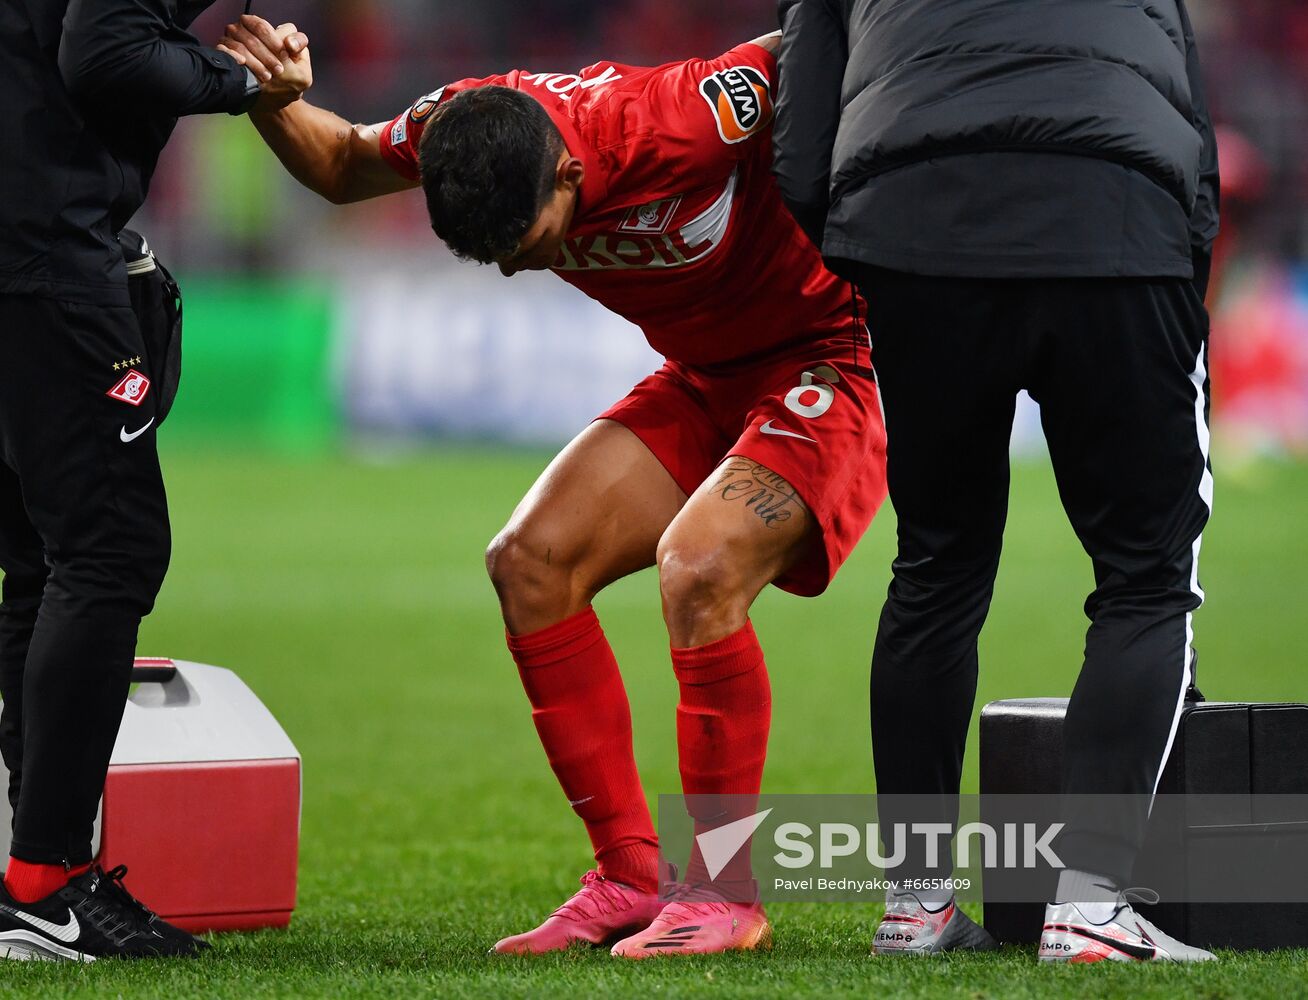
top-left (774, 0), bottom-right (1219, 268)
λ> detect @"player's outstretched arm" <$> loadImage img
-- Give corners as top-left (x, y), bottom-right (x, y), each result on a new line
top-left (250, 102), bottom-right (417, 205)
top-left (221, 15), bottom-right (416, 205)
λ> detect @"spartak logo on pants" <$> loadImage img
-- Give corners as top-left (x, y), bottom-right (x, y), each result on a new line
top-left (107, 369), bottom-right (151, 406)
top-left (698, 65), bottom-right (773, 144)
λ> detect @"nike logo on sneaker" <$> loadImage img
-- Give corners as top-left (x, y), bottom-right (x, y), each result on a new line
top-left (120, 418), bottom-right (155, 443)
top-left (758, 420), bottom-right (814, 443)
top-left (0, 904), bottom-right (80, 943)
top-left (1049, 922), bottom-right (1157, 961)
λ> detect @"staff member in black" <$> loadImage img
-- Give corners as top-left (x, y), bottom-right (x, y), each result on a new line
top-left (773, 0), bottom-right (1219, 963)
top-left (0, 1), bottom-right (304, 960)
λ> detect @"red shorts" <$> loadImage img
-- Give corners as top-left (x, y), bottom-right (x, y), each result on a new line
top-left (598, 335), bottom-right (888, 596)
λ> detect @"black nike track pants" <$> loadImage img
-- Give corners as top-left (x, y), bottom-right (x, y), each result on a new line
top-left (853, 266), bottom-right (1211, 886)
top-left (0, 294), bottom-right (169, 866)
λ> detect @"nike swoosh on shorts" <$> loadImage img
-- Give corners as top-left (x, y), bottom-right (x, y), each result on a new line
top-left (758, 420), bottom-right (814, 443)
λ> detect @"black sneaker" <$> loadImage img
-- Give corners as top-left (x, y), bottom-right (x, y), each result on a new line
top-left (0, 865), bottom-right (209, 961)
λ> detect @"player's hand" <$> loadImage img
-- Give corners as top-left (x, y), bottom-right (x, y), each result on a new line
top-left (218, 15), bottom-right (312, 111)
top-left (254, 28), bottom-right (312, 113)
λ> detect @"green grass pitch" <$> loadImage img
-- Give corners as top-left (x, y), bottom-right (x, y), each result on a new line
top-left (3, 448), bottom-right (1305, 998)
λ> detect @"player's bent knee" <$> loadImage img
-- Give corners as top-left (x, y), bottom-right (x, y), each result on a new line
top-left (486, 528), bottom-right (533, 595)
top-left (486, 526), bottom-right (578, 612)
top-left (657, 542), bottom-right (752, 636)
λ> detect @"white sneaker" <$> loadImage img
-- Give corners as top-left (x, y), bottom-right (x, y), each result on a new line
top-left (873, 891), bottom-right (997, 955)
top-left (1040, 890), bottom-right (1216, 963)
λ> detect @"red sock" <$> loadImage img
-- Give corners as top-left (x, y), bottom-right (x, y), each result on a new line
top-left (672, 621), bottom-right (771, 893)
top-left (4, 859), bottom-right (91, 904)
top-left (508, 606), bottom-right (659, 892)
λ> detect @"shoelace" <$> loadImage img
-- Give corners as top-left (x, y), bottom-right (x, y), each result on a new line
top-left (552, 871), bottom-right (635, 922)
top-left (1120, 887), bottom-right (1161, 906)
top-left (60, 866), bottom-right (155, 946)
top-left (1107, 885), bottom-right (1161, 924)
top-left (95, 865), bottom-right (161, 925)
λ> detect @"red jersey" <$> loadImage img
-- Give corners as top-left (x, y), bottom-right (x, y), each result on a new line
top-left (380, 43), bottom-right (858, 368)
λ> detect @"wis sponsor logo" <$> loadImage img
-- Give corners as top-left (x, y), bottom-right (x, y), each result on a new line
top-left (698, 65), bottom-right (773, 144)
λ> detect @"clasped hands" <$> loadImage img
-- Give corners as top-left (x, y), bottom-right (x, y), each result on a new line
top-left (218, 14), bottom-right (313, 112)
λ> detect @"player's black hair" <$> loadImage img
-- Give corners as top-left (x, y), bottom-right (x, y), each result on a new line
top-left (417, 86), bottom-right (565, 265)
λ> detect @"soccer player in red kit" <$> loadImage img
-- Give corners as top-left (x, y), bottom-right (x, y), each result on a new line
top-left (224, 17), bottom-right (887, 958)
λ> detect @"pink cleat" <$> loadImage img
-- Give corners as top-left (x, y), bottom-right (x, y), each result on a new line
top-left (610, 884), bottom-right (772, 958)
top-left (492, 870), bottom-right (665, 955)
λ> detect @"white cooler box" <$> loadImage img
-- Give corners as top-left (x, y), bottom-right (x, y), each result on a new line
top-left (0, 658), bottom-right (301, 932)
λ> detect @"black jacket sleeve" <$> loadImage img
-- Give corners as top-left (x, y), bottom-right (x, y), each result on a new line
top-left (1177, 0), bottom-right (1219, 256)
top-left (772, 0), bottom-right (847, 248)
top-left (59, 0), bottom-right (250, 116)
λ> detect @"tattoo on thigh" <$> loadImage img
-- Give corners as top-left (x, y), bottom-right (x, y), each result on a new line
top-left (708, 459), bottom-right (802, 529)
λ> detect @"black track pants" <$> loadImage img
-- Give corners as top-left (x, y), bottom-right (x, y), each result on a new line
top-left (855, 266), bottom-right (1211, 885)
top-left (0, 294), bottom-right (170, 866)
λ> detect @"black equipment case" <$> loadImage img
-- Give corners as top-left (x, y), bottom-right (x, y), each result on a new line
top-left (979, 696), bottom-right (1308, 950)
